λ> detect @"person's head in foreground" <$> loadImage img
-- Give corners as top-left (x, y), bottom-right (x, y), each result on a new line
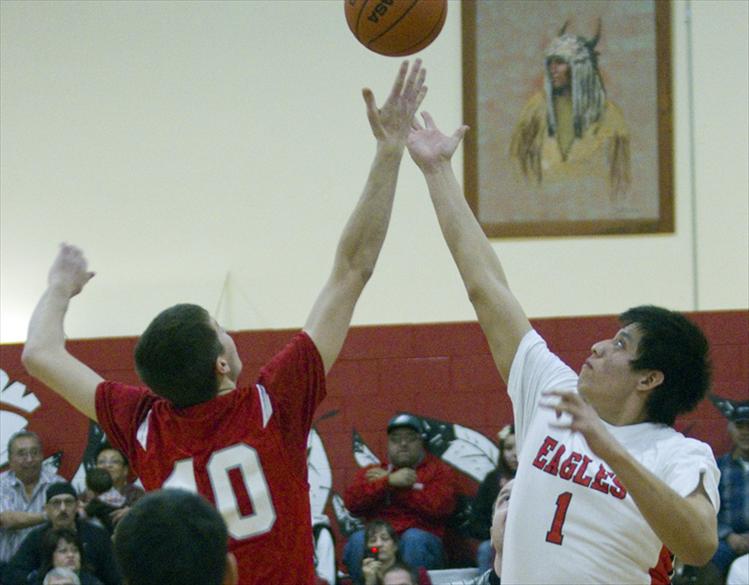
top-left (578, 305), bottom-right (710, 426)
top-left (382, 561), bottom-right (418, 585)
top-left (42, 567), bottom-right (81, 585)
top-left (113, 488), bottom-right (237, 585)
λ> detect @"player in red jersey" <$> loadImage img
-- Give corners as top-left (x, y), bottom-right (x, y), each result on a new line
top-left (21, 60), bottom-right (427, 585)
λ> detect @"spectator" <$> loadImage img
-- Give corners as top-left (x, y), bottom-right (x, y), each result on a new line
top-left (113, 488), bottom-right (237, 585)
top-left (93, 445), bottom-right (143, 527)
top-left (470, 425), bottom-right (517, 572)
top-left (1, 431), bottom-right (65, 566)
top-left (27, 527), bottom-right (103, 585)
top-left (382, 561), bottom-right (419, 585)
top-left (81, 469), bottom-right (121, 534)
top-left (4, 482), bottom-right (120, 585)
top-left (344, 414), bottom-right (456, 582)
top-left (42, 567), bottom-right (80, 585)
top-left (708, 396), bottom-right (749, 581)
top-left (360, 520), bottom-right (431, 585)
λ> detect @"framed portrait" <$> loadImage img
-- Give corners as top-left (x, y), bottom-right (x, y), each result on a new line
top-left (462, 0), bottom-right (674, 237)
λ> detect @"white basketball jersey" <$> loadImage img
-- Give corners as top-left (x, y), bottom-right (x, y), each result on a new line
top-left (501, 330), bottom-right (720, 585)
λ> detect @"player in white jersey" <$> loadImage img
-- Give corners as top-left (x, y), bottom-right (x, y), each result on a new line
top-left (405, 111), bottom-right (719, 584)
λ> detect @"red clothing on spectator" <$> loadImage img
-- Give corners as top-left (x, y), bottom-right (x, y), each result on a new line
top-left (344, 453), bottom-right (456, 538)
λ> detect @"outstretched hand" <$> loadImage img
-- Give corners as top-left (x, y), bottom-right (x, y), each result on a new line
top-left (540, 390), bottom-right (620, 462)
top-left (407, 111), bottom-right (469, 171)
top-left (363, 59), bottom-right (427, 148)
top-left (48, 243), bottom-right (95, 298)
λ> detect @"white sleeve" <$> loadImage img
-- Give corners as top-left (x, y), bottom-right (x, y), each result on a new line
top-left (507, 330), bottom-right (578, 454)
top-left (659, 437), bottom-right (720, 513)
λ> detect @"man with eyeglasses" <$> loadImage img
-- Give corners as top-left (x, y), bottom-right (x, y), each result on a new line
top-left (0, 431), bottom-right (65, 567)
top-left (3, 482), bottom-right (121, 585)
top-left (343, 414), bottom-right (457, 583)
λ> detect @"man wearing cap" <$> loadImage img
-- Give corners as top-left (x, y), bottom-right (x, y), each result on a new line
top-left (3, 482), bottom-right (121, 585)
top-left (706, 396), bottom-right (749, 581)
top-left (343, 414), bottom-right (457, 583)
top-left (0, 431), bottom-right (65, 567)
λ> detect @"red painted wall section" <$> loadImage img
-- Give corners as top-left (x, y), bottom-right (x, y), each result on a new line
top-left (1, 310), bottom-right (746, 563)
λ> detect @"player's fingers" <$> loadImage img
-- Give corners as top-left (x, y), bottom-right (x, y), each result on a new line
top-left (413, 85), bottom-right (428, 110)
top-left (421, 111), bottom-right (436, 129)
top-left (389, 60), bottom-right (410, 100)
top-left (402, 58), bottom-right (422, 97)
top-left (453, 125), bottom-right (470, 142)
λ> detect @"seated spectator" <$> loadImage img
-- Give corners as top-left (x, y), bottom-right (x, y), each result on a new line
top-left (344, 414), bottom-right (456, 583)
top-left (42, 567), bottom-right (81, 585)
top-left (706, 396), bottom-right (749, 582)
top-left (1, 431), bottom-right (65, 567)
top-left (360, 520), bottom-right (431, 585)
top-left (80, 469), bottom-right (122, 534)
top-left (113, 488), bottom-right (237, 585)
top-left (382, 561), bottom-right (419, 585)
top-left (27, 527), bottom-right (103, 585)
top-left (470, 425), bottom-right (517, 573)
top-left (93, 445), bottom-right (144, 527)
top-left (4, 482), bottom-right (120, 585)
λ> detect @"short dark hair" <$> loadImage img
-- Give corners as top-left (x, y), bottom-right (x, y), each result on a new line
top-left (114, 489), bottom-right (228, 585)
top-left (364, 519), bottom-right (402, 561)
top-left (86, 467), bottom-right (113, 495)
top-left (38, 527), bottom-right (86, 578)
top-left (619, 305), bottom-right (711, 426)
top-left (382, 561), bottom-right (418, 584)
top-left (134, 304), bottom-right (223, 408)
top-left (94, 443), bottom-right (128, 467)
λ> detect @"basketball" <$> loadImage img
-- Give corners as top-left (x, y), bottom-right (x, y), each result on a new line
top-left (344, 0), bottom-right (448, 57)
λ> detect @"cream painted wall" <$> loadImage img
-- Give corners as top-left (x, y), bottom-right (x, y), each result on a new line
top-left (1, 0), bottom-right (747, 343)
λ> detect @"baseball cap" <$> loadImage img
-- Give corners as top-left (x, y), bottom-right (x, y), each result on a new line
top-left (46, 482), bottom-right (77, 503)
top-left (710, 395), bottom-right (749, 422)
top-left (387, 413), bottom-right (424, 435)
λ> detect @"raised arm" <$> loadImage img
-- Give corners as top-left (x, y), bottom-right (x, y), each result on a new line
top-left (304, 60), bottom-right (427, 373)
top-left (407, 112), bottom-right (531, 381)
top-left (21, 244), bottom-right (104, 420)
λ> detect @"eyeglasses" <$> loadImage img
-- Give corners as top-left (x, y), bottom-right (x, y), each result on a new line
top-left (47, 497), bottom-right (77, 509)
top-left (388, 432), bottom-right (420, 445)
top-left (11, 448), bottom-right (42, 460)
top-left (97, 458), bottom-right (125, 466)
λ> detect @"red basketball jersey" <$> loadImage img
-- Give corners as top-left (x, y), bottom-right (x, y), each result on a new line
top-left (96, 332), bottom-right (326, 584)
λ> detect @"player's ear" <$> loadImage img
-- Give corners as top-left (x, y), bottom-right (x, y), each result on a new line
top-left (215, 356), bottom-right (231, 376)
top-left (223, 552), bottom-right (238, 585)
top-left (637, 369), bottom-right (664, 392)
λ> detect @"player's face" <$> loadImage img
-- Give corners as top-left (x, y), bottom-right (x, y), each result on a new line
top-left (490, 479), bottom-right (514, 552)
top-left (96, 448), bottom-right (128, 487)
top-left (212, 320), bottom-right (242, 383)
top-left (383, 568), bottom-right (414, 585)
top-left (8, 436), bottom-right (43, 485)
top-left (46, 495), bottom-right (78, 530)
top-left (366, 527), bottom-right (397, 563)
top-left (52, 537), bottom-right (81, 571)
top-left (387, 428), bottom-right (424, 468)
top-left (578, 324), bottom-right (647, 412)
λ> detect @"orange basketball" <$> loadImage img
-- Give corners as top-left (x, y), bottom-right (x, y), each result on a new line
top-left (344, 0), bottom-right (448, 57)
